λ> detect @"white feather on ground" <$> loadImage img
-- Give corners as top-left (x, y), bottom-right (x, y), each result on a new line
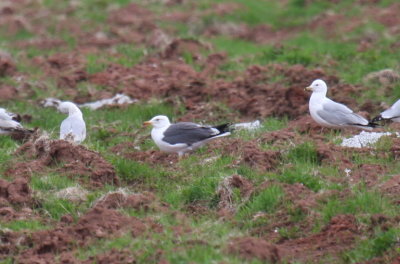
top-left (41, 94), bottom-right (136, 110)
top-left (232, 120), bottom-right (261, 130)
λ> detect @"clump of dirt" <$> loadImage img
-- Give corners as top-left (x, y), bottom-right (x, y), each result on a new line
top-left (242, 142), bottom-right (281, 171)
top-left (239, 24), bottom-right (293, 44)
top-left (308, 10), bottom-right (342, 31)
top-left (199, 52), bottom-right (227, 78)
top-left (372, 3), bottom-right (400, 35)
top-left (380, 175), bottom-right (400, 201)
top-left (0, 207), bottom-right (37, 222)
top-left (211, 138), bottom-right (281, 171)
top-left (0, 177), bottom-right (32, 206)
top-left (315, 142), bottom-right (354, 169)
top-left (226, 237), bottom-right (281, 263)
top-left (83, 249), bottom-right (136, 264)
top-left (15, 38), bottom-right (66, 50)
top-left (279, 214), bottom-right (359, 263)
top-left (217, 174), bottom-right (254, 217)
top-left (34, 53), bottom-right (87, 89)
top-left (17, 206), bottom-right (147, 263)
top-left (0, 230), bottom-right (26, 259)
top-left (109, 139), bottom-right (179, 167)
top-left (369, 214), bottom-right (400, 232)
top-left (0, 84), bottom-right (18, 101)
top-left (350, 164), bottom-right (387, 187)
top-left (162, 38), bottom-right (209, 59)
top-left (90, 57), bottom-right (200, 101)
top-left (204, 16), bottom-right (294, 44)
top-left (6, 135), bottom-right (118, 188)
top-left (286, 116), bottom-right (326, 136)
top-left (0, 178), bottom-right (39, 222)
top-left (106, 2), bottom-right (176, 51)
top-left (390, 138), bottom-right (400, 160)
top-left (0, 50), bottom-right (16, 77)
top-left (176, 101), bottom-right (238, 123)
top-left (261, 130), bottom-right (299, 147)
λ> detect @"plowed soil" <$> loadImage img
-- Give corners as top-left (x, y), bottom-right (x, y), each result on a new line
top-left (6, 135), bottom-right (119, 188)
top-left (1, 0), bottom-right (399, 263)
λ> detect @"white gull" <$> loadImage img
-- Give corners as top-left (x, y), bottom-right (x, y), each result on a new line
top-left (143, 115), bottom-right (231, 157)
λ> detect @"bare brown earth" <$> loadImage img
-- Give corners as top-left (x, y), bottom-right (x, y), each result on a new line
top-left (228, 214), bottom-right (359, 263)
top-left (0, 0), bottom-right (370, 121)
top-left (17, 207), bottom-right (146, 263)
top-left (1, 190), bottom-right (161, 263)
top-left (0, 177), bottom-right (39, 222)
top-left (227, 236), bottom-right (281, 263)
top-left (5, 134), bottom-right (119, 188)
top-left (1, 0), bottom-right (399, 263)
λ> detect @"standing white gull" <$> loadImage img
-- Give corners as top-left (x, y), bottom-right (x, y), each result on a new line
top-left (305, 79), bottom-right (377, 130)
top-left (143, 115), bottom-right (231, 157)
top-left (372, 99), bottom-right (400, 123)
top-left (59, 102), bottom-right (86, 144)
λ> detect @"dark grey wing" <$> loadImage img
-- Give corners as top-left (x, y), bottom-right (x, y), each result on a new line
top-left (317, 99), bottom-right (368, 126)
top-left (163, 122), bottom-right (218, 145)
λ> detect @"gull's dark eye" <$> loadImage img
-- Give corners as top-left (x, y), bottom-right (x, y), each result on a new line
top-left (316, 84), bottom-right (319, 86)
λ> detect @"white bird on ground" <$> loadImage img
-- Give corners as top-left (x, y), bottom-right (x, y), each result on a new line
top-left (305, 79), bottom-right (377, 130)
top-left (0, 107), bottom-right (27, 134)
top-left (372, 99), bottom-right (400, 123)
top-left (143, 115), bottom-right (231, 157)
top-left (59, 102), bottom-right (86, 143)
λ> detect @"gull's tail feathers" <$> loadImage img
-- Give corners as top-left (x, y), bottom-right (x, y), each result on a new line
top-left (211, 123), bottom-right (232, 138)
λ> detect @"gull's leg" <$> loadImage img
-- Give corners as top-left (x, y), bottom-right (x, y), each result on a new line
top-left (178, 152), bottom-right (183, 161)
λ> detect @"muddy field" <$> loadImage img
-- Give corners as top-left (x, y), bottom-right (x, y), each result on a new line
top-left (1, 0), bottom-right (400, 263)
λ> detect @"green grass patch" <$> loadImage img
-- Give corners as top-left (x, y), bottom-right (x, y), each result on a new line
top-left (237, 184), bottom-right (284, 220)
top-left (1, 220), bottom-right (48, 231)
top-left (40, 198), bottom-right (80, 220)
top-left (344, 228), bottom-right (400, 263)
top-left (320, 189), bottom-right (399, 224)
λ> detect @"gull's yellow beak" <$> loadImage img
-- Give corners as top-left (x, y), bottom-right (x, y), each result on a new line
top-left (304, 86), bottom-right (313, 92)
top-left (143, 121), bottom-right (152, 126)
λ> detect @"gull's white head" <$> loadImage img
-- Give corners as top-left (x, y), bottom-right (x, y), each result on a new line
top-left (305, 79), bottom-right (328, 94)
top-left (143, 115), bottom-right (171, 129)
top-left (58, 102), bottom-right (81, 115)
